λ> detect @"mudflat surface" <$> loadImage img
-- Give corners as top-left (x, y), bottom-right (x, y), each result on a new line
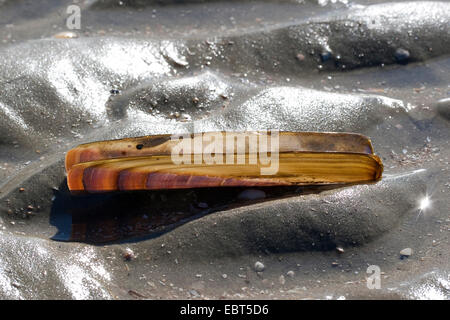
top-left (0, 0), bottom-right (449, 299)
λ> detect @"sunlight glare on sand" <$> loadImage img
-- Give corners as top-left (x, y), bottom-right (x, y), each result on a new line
top-left (419, 196), bottom-right (431, 211)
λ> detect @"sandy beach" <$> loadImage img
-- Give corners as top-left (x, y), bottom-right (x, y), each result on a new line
top-left (0, 0), bottom-right (449, 299)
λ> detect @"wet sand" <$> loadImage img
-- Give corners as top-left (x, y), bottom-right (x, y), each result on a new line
top-left (0, 0), bottom-right (449, 299)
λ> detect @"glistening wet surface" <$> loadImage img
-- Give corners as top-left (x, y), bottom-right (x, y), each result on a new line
top-left (0, 0), bottom-right (449, 299)
top-left (50, 184), bottom-right (344, 243)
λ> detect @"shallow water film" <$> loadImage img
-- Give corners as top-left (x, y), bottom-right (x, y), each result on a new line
top-left (0, 0), bottom-right (449, 300)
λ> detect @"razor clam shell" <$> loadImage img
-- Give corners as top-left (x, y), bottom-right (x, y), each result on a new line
top-left (65, 131), bottom-right (375, 171)
top-left (67, 152), bottom-right (382, 193)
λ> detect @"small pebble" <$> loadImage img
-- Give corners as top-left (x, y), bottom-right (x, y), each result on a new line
top-left (296, 53), bottom-right (305, 61)
top-left (400, 248), bottom-right (413, 257)
top-left (123, 248), bottom-right (135, 261)
top-left (336, 246), bottom-right (345, 253)
top-left (320, 51), bottom-right (332, 62)
top-left (237, 189), bottom-right (266, 201)
top-left (254, 261), bottom-right (265, 272)
top-left (394, 48), bottom-right (410, 64)
top-left (189, 289), bottom-right (200, 298)
top-left (286, 270), bottom-right (295, 278)
top-left (222, 274), bottom-right (228, 279)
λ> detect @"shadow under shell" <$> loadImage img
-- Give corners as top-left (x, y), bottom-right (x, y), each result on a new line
top-left (50, 179), bottom-right (345, 244)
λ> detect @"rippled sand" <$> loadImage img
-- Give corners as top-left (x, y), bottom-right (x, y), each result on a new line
top-left (0, 0), bottom-right (449, 299)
